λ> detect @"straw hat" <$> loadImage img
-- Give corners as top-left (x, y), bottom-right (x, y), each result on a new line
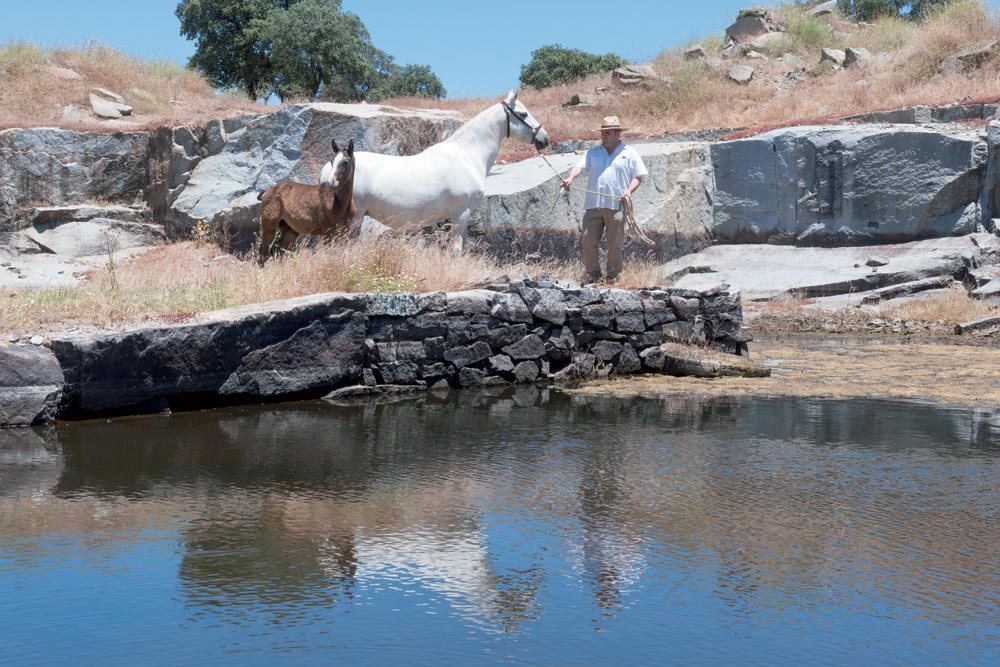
top-left (597, 116), bottom-right (627, 131)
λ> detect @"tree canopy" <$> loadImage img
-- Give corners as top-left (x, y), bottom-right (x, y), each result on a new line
top-left (835, 0), bottom-right (954, 21)
top-left (519, 44), bottom-right (624, 90)
top-left (175, 0), bottom-right (445, 102)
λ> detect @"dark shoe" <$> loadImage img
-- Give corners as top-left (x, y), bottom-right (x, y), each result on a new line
top-left (605, 273), bottom-right (619, 284)
top-left (583, 272), bottom-right (602, 285)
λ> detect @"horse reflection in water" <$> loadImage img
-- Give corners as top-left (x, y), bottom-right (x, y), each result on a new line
top-left (320, 89), bottom-right (549, 252)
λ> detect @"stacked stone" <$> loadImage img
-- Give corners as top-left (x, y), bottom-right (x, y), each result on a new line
top-left (1, 276), bottom-right (752, 425)
top-left (356, 273), bottom-right (751, 392)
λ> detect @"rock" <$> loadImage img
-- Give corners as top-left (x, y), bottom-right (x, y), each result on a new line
top-left (971, 277), bottom-right (1000, 299)
top-left (940, 39), bottom-right (999, 73)
top-left (726, 15), bottom-right (771, 44)
top-left (820, 48), bottom-right (846, 66)
top-left (955, 315), bottom-right (1000, 335)
top-left (684, 46), bottom-right (708, 60)
top-left (0, 344), bottom-right (65, 426)
top-left (806, 0), bottom-right (837, 16)
top-left (661, 342), bottom-right (770, 378)
top-left (88, 92), bottom-right (132, 119)
top-left (662, 234), bottom-right (1000, 301)
top-left (562, 93), bottom-right (582, 106)
top-left (709, 124), bottom-right (988, 245)
top-left (728, 65), bottom-right (755, 85)
top-left (844, 47), bottom-right (873, 68)
top-left (49, 293), bottom-right (368, 414)
top-left (165, 103), bottom-right (462, 243)
top-left (0, 128), bottom-right (149, 224)
top-left (612, 64), bottom-right (669, 88)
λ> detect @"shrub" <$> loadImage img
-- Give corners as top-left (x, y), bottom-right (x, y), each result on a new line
top-left (519, 44), bottom-right (623, 89)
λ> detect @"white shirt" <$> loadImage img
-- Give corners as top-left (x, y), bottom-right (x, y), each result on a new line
top-left (574, 142), bottom-right (648, 211)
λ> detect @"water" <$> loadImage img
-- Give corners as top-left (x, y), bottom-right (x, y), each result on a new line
top-left (2, 388), bottom-right (999, 666)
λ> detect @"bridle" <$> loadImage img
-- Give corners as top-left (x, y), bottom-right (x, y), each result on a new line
top-left (502, 101), bottom-right (544, 142)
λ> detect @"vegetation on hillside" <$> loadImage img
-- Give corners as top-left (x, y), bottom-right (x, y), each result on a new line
top-left (519, 44), bottom-right (624, 90)
top-left (2, 1), bottom-right (997, 135)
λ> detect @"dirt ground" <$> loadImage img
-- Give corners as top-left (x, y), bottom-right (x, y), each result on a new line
top-left (571, 333), bottom-right (1000, 410)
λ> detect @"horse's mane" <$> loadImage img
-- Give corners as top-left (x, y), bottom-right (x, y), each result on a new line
top-left (444, 102), bottom-right (501, 145)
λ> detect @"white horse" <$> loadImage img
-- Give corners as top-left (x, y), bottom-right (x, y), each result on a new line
top-left (319, 89), bottom-right (549, 251)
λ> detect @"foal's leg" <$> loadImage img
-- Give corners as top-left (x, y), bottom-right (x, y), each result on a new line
top-left (258, 217), bottom-right (279, 264)
top-left (276, 221), bottom-right (300, 253)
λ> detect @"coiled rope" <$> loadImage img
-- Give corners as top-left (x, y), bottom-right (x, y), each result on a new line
top-left (537, 152), bottom-right (655, 246)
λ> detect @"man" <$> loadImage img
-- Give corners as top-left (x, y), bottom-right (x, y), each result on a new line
top-left (560, 116), bottom-right (648, 283)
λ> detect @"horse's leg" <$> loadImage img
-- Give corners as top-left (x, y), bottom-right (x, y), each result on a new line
top-left (277, 221), bottom-right (300, 253)
top-left (450, 206), bottom-right (473, 253)
top-left (259, 217), bottom-right (278, 264)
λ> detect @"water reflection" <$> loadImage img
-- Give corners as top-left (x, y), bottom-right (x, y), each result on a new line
top-left (1, 390), bottom-right (999, 665)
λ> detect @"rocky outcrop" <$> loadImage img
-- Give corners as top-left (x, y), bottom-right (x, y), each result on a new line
top-left (661, 233), bottom-right (1000, 301)
top-left (0, 103), bottom-right (461, 242)
top-left (469, 142), bottom-right (715, 261)
top-left (1, 278), bottom-right (755, 423)
top-left (0, 128), bottom-right (149, 227)
top-left (711, 124), bottom-right (988, 245)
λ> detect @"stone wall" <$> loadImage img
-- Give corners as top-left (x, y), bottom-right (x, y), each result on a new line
top-left (1, 278), bottom-right (755, 425)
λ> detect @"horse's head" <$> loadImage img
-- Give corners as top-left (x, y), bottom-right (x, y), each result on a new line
top-left (329, 139), bottom-right (355, 188)
top-left (502, 89), bottom-right (550, 151)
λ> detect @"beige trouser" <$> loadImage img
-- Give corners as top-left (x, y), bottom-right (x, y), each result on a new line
top-left (581, 207), bottom-right (625, 278)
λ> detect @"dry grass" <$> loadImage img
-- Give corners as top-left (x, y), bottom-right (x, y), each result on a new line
top-left (745, 285), bottom-right (1000, 333)
top-left (0, 40), bottom-right (263, 130)
top-left (0, 236), bottom-right (664, 336)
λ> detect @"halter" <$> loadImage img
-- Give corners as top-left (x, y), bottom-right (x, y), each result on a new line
top-left (502, 101), bottom-right (543, 142)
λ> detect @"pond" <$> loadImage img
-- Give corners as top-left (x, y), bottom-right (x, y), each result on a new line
top-left (1, 388), bottom-right (998, 666)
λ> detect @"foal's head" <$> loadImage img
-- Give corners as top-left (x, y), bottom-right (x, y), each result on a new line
top-left (329, 139), bottom-right (355, 189)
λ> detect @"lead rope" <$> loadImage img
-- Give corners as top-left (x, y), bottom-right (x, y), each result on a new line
top-left (537, 152), bottom-right (655, 246)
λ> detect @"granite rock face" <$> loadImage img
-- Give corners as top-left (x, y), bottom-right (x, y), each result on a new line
top-left (710, 124), bottom-right (988, 245)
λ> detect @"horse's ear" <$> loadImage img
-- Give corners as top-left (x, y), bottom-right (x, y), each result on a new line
top-left (347, 139), bottom-right (354, 156)
top-left (331, 139), bottom-right (339, 154)
top-left (505, 89), bottom-right (518, 105)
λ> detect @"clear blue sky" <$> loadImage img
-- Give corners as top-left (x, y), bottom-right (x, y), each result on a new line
top-left (2, 1), bottom-right (997, 99)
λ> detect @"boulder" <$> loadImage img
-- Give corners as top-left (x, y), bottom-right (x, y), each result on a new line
top-left (611, 64), bottom-right (669, 88)
top-left (844, 47), bottom-right (873, 68)
top-left (806, 0), bottom-right (837, 16)
top-left (49, 292), bottom-right (368, 415)
top-left (940, 39), bottom-right (999, 74)
top-left (89, 88), bottom-right (133, 119)
top-left (0, 344), bottom-right (65, 427)
top-left (710, 124), bottom-right (988, 245)
top-left (728, 65), bottom-right (755, 84)
top-left (726, 15), bottom-right (771, 44)
top-left (684, 46), bottom-right (708, 61)
top-left (820, 48), bottom-right (846, 66)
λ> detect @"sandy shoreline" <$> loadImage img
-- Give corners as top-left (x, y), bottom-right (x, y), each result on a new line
top-left (570, 334), bottom-right (1000, 410)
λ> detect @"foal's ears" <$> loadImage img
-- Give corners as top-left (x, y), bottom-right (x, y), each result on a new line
top-left (347, 139), bottom-right (354, 156)
top-left (331, 139), bottom-right (339, 154)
